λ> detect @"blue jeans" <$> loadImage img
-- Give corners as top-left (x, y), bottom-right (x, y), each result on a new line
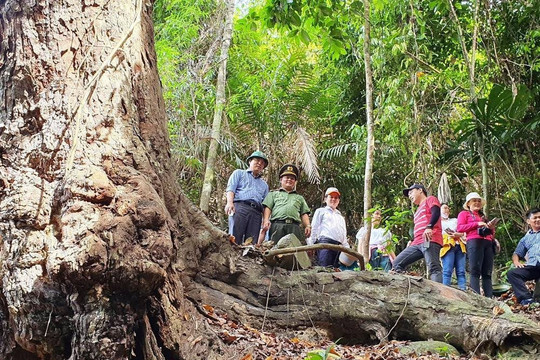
top-left (441, 245), bottom-right (466, 290)
top-left (467, 238), bottom-right (494, 297)
top-left (369, 248), bottom-right (392, 272)
top-left (392, 243), bottom-right (443, 283)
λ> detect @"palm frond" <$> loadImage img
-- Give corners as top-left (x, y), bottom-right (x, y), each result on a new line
top-left (320, 143), bottom-right (358, 160)
top-left (287, 126), bottom-right (320, 184)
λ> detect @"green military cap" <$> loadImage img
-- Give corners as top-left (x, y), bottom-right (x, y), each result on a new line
top-left (246, 150), bottom-right (269, 168)
top-left (279, 164), bottom-right (299, 179)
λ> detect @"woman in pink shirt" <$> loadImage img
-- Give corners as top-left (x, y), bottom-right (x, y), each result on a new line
top-left (457, 192), bottom-right (498, 297)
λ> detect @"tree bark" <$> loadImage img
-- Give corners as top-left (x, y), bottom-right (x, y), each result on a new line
top-left (0, 0), bottom-right (224, 358)
top-left (188, 255), bottom-right (540, 355)
top-left (199, 0), bottom-right (235, 213)
top-left (0, 1), bottom-right (538, 360)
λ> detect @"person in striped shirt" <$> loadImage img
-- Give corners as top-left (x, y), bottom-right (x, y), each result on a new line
top-left (392, 183), bottom-right (443, 283)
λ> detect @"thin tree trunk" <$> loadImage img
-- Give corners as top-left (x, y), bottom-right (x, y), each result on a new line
top-left (448, 0), bottom-right (478, 100)
top-left (449, 0), bottom-right (489, 213)
top-left (199, 0), bottom-right (235, 213)
top-left (480, 137), bottom-right (490, 216)
top-left (362, 0), bottom-right (375, 262)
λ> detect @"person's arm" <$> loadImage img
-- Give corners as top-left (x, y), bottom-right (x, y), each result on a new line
top-left (512, 253), bottom-right (524, 268)
top-left (307, 209), bottom-right (322, 245)
top-left (512, 238), bottom-right (527, 267)
top-left (339, 216), bottom-right (348, 246)
top-left (301, 213), bottom-right (311, 237)
top-left (261, 207), bottom-right (271, 231)
top-left (423, 205), bottom-right (440, 241)
top-left (257, 207), bottom-right (272, 245)
top-left (299, 197), bottom-right (311, 237)
top-left (224, 170), bottom-right (240, 215)
top-left (225, 191), bottom-right (235, 215)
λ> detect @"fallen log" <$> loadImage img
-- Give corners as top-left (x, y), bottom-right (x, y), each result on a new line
top-left (189, 250), bottom-right (540, 357)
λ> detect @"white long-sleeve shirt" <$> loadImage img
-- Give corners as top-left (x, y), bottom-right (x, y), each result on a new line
top-left (307, 206), bottom-right (348, 246)
top-left (356, 226), bottom-right (392, 249)
top-left (441, 217), bottom-right (458, 233)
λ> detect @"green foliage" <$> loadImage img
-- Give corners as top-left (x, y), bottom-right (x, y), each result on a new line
top-left (154, 0), bottom-right (540, 274)
top-left (261, 0), bottom-right (351, 59)
top-left (304, 343), bottom-right (340, 360)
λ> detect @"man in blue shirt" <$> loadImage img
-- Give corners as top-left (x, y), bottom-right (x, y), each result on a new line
top-left (507, 208), bottom-right (540, 305)
top-left (225, 151), bottom-right (269, 244)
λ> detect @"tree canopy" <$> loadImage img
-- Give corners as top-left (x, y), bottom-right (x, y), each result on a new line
top-left (155, 0), bottom-right (539, 259)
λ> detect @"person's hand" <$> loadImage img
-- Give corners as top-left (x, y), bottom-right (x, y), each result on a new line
top-left (478, 221), bottom-right (487, 227)
top-left (487, 219), bottom-right (499, 229)
top-left (493, 239), bottom-right (501, 254)
top-left (423, 228), bottom-right (433, 241)
top-left (257, 231), bottom-right (266, 246)
top-left (262, 221), bottom-right (270, 231)
top-left (513, 261), bottom-right (524, 268)
top-left (304, 226), bottom-right (311, 238)
top-left (225, 202), bottom-right (235, 216)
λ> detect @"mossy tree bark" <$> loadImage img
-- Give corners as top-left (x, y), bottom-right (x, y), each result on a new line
top-left (0, 1), bottom-right (538, 360)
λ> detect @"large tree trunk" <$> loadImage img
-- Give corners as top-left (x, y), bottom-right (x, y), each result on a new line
top-left (0, 1), bottom-right (538, 360)
top-left (0, 0), bottom-right (223, 358)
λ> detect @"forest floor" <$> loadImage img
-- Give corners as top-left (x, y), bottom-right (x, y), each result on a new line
top-left (203, 278), bottom-right (539, 360)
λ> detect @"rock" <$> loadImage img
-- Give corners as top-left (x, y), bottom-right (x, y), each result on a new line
top-left (268, 234), bottom-right (311, 270)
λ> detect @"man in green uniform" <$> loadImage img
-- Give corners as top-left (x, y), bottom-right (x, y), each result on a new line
top-left (258, 164), bottom-right (311, 245)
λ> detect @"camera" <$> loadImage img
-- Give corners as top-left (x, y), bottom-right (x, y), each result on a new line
top-left (477, 226), bottom-right (493, 237)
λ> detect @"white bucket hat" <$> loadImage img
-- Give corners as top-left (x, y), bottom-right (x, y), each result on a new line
top-left (463, 192), bottom-right (486, 210)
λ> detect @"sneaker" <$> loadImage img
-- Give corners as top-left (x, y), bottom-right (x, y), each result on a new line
top-left (520, 298), bottom-right (534, 306)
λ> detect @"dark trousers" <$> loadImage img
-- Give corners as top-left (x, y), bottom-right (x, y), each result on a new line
top-left (230, 202), bottom-right (262, 245)
top-left (467, 238), bottom-right (494, 297)
top-left (392, 243), bottom-right (443, 282)
top-left (269, 222), bottom-right (304, 244)
top-left (507, 265), bottom-right (540, 302)
top-left (316, 237), bottom-right (341, 267)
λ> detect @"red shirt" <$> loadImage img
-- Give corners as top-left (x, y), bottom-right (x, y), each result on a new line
top-left (411, 196), bottom-right (443, 246)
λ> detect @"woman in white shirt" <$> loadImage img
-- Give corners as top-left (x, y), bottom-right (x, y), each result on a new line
top-left (309, 187), bottom-right (349, 267)
top-left (440, 203), bottom-right (467, 290)
top-left (356, 209), bottom-right (395, 271)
